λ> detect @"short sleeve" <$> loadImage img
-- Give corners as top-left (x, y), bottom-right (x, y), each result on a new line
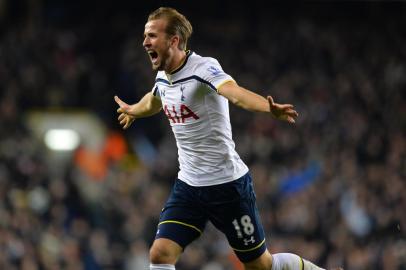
top-left (152, 71), bottom-right (168, 100)
top-left (151, 84), bottom-right (161, 100)
top-left (198, 58), bottom-right (235, 91)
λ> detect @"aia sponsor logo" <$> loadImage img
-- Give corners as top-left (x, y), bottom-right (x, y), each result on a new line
top-left (163, 104), bottom-right (199, 124)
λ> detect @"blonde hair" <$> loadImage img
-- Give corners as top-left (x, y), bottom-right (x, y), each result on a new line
top-left (148, 7), bottom-right (193, 50)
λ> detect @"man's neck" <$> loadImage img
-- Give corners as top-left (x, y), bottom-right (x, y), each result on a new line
top-left (167, 50), bottom-right (187, 74)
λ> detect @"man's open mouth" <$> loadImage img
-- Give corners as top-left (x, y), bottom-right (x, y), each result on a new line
top-left (148, 51), bottom-right (158, 63)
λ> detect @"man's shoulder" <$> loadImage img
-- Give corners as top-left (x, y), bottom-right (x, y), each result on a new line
top-left (156, 70), bottom-right (165, 78)
top-left (188, 53), bottom-right (222, 78)
top-left (190, 52), bottom-right (220, 67)
top-left (154, 71), bottom-right (167, 82)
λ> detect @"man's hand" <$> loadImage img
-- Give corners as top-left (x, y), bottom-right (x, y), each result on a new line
top-left (115, 95), bottom-right (135, 129)
top-left (267, 96), bottom-right (299, 124)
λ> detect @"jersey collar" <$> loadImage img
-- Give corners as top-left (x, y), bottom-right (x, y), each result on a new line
top-left (168, 50), bottom-right (192, 75)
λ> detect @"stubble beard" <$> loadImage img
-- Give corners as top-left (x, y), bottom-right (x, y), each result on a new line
top-left (154, 44), bottom-right (173, 71)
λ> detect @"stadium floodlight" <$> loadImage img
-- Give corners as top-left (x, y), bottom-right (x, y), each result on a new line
top-left (44, 129), bottom-right (80, 151)
top-left (26, 110), bottom-right (107, 178)
top-left (26, 110), bottom-right (106, 151)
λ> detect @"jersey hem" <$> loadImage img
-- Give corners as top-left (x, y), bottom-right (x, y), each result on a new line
top-left (178, 166), bottom-right (249, 187)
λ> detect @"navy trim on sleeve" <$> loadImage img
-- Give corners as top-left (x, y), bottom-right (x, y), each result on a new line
top-left (155, 75), bottom-right (217, 92)
top-left (156, 78), bottom-right (171, 85)
top-left (173, 76), bottom-right (216, 92)
top-left (152, 86), bottom-right (159, 96)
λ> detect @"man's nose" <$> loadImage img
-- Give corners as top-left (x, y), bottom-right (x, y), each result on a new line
top-left (143, 37), bottom-right (150, 47)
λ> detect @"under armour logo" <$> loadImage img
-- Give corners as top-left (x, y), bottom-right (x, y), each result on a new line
top-left (243, 236), bottom-right (255, 246)
top-left (207, 66), bottom-right (222, 76)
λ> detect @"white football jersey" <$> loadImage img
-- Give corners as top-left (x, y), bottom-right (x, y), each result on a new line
top-left (152, 51), bottom-right (248, 186)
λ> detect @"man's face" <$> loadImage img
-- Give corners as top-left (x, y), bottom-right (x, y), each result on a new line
top-left (143, 19), bottom-right (172, 71)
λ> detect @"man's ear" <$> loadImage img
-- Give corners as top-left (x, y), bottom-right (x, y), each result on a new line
top-left (170, 35), bottom-right (180, 48)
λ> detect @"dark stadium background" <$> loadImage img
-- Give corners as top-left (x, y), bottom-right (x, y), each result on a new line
top-left (0, 1), bottom-right (405, 269)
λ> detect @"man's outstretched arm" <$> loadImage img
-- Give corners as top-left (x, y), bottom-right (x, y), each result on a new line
top-left (115, 92), bottom-right (162, 129)
top-left (218, 81), bottom-right (299, 123)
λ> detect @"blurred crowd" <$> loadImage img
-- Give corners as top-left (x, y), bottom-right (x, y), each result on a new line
top-left (0, 1), bottom-right (405, 270)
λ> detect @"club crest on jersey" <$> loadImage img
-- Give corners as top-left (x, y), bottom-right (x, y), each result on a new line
top-left (163, 104), bottom-right (199, 124)
top-left (180, 85), bottom-right (186, 101)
